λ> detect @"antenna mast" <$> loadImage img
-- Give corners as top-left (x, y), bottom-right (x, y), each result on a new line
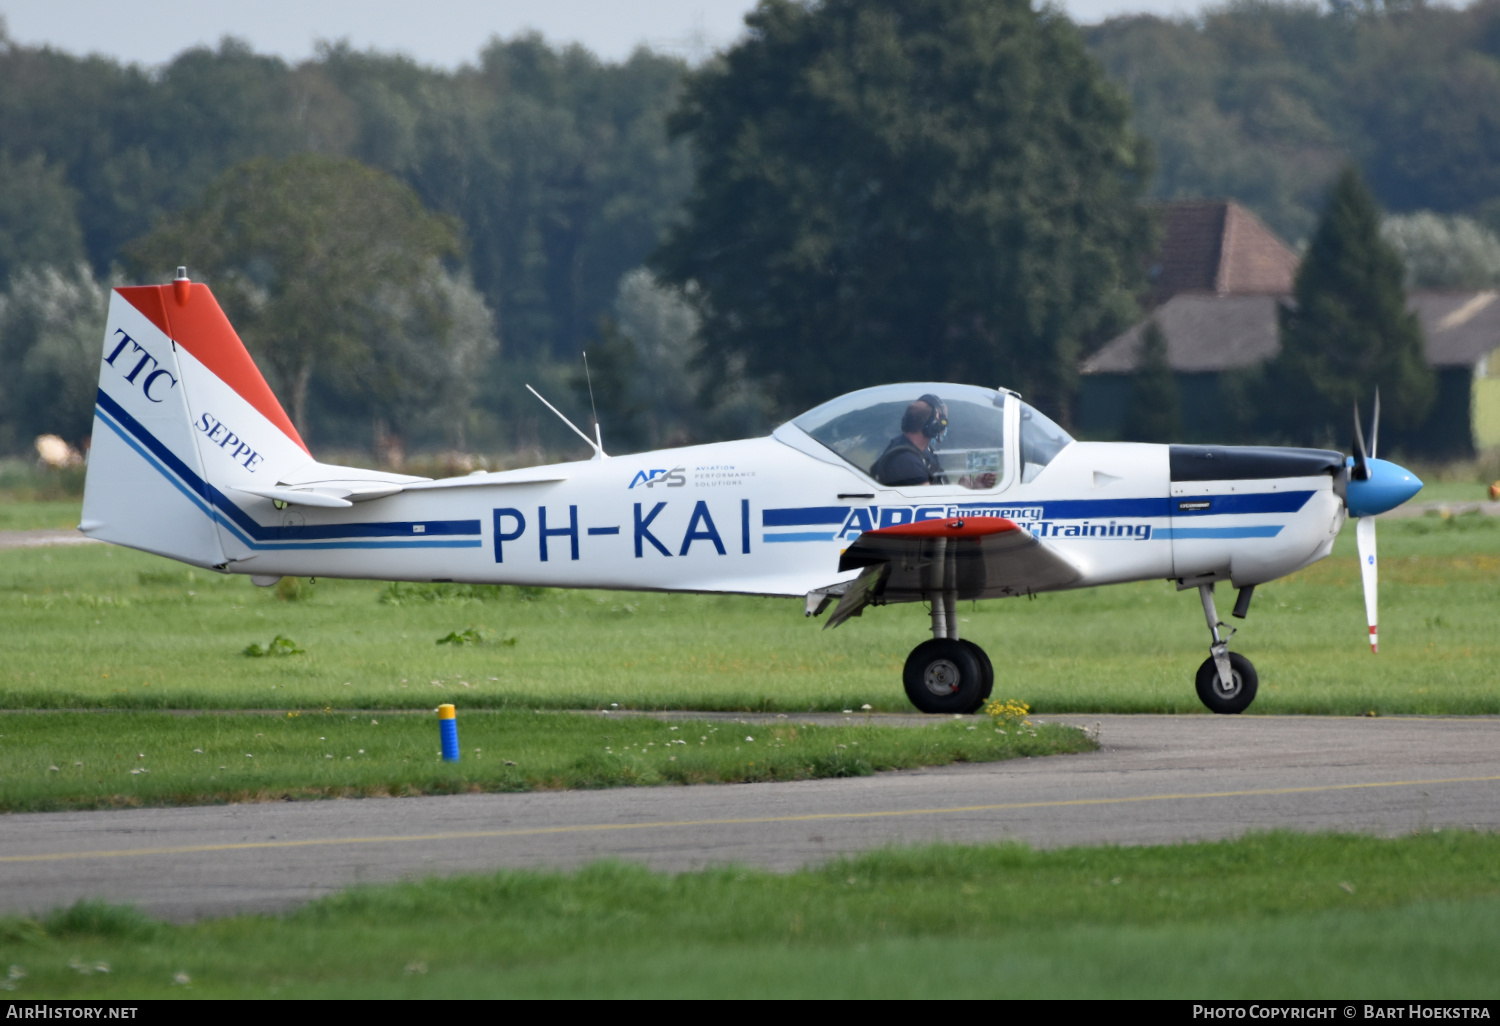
top-left (582, 350), bottom-right (604, 455)
top-left (524, 384), bottom-right (607, 460)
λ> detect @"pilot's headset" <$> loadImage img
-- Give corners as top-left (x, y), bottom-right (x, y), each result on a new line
top-left (911, 394), bottom-right (948, 442)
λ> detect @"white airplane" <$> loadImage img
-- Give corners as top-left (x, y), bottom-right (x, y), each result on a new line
top-left (82, 271), bottom-right (1423, 714)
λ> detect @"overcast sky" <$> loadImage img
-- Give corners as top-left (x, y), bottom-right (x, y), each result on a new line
top-left (1, 0), bottom-right (1207, 69)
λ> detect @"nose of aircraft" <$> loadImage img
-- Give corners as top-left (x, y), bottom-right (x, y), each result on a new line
top-left (1345, 457), bottom-right (1423, 517)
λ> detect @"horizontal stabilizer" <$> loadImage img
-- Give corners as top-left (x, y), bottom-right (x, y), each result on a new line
top-left (235, 486), bottom-right (353, 508)
top-left (406, 466), bottom-right (577, 490)
top-left (278, 462), bottom-right (428, 487)
top-left (256, 461), bottom-right (431, 505)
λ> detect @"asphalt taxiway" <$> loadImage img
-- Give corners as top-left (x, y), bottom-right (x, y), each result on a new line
top-left (2, 713), bottom-right (1496, 921)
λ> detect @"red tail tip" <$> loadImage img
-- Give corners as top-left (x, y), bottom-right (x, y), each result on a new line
top-left (172, 267), bottom-right (191, 306)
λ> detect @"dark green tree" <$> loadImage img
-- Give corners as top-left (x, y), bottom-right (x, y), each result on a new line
top-left (0, 265), bottom-right (107, 451)
top-left (321, 36), bottom-right (693, 364)
top-left (653, 0), bottom-right (1154, 419)
top-left (0, 31), bottom-right (690, 377)
top-left (1122, 320), bottom-right (1181, 442)
top-left (572, 316), bottom-right (646, 452)
top-left (1085, 0), bottom-right (1500, 237)
top-left (128, 155), bottom-right (465, 440)
top-left (1269, 167), bottom-right (1434, 445)
top-left (0, 153), bottom-right (87, 285)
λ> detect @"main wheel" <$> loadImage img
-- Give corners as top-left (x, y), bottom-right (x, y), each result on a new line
top-left (903, 639), bottom-right (986, 714)
top-left (1194, 651), bottom-right (1258, 714)
top-left (959, 640), bottom-right (994, 710)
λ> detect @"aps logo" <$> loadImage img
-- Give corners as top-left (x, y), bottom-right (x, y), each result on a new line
top-left (629, 467), bottom-right (686, 489)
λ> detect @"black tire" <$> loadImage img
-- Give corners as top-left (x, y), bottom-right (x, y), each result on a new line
top-left (903, 639), bottom-right (986, 714)
top-left (959, 640), bottom-right (994, 710)
top-left (1194, 651), bottom-right (1259, 714)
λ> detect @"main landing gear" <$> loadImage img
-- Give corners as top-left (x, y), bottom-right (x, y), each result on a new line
top-left (1194, 583), bottom-right (1258, 714)
top-left (903, 537), bottom-right (994, 714)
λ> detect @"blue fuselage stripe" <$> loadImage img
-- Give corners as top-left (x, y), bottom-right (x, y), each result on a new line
top-left (247, 540), bottom-right (484, 550)
top-left (95, 391), bottom-right (481, 550)
top-left (1172, 492), bottom-right (1314, 516)
top-left (762, 491), bottom-right (1314, 527)
top-left (1158, 526), bottom-right (1285, 539)
top-left (762, 506), bottom-right (849, 527)
top-left (95, 406), bottom-right (216, 519)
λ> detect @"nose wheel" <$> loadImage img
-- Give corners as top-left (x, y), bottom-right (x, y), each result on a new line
top-left (1194, 583), bottom-right (1259, 714)
top-left (1195, 650), bottom-right (1258, 714)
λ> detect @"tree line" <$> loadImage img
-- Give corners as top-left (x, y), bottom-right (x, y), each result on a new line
top-left (1, 0), bottom-right (1498, 460)
top-left (1087, 0), bottom-right (1500, 244)
top-left (0, 28), bottom-right (694, 455)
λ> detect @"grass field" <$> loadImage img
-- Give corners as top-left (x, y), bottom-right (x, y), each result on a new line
top-left (3, 831), bottom-right (1498, 998)
top-left (2, 505), bottom-right (1496, 715)
top-left (0, 500), bottom-right (84, 531)
top-left (0, 710), bottom-right (1086, 812)
top-left (2, 497), bottom-right (1496, 999)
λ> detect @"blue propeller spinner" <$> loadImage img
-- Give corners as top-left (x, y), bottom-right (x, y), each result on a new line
top-left (1345, 457), bottom-right (1423, 518)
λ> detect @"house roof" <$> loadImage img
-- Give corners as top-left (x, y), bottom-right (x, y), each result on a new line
top-left (1411, 291), bottom-right (1500, 368)
top-left (1082, 289), bottom-right (1500, 375)
top-left (1082, 294), bottom-right (1284, 375)
top-left (1148, 201), bottom-right (1300, 306)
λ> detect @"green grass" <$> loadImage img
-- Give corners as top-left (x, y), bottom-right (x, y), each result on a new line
top-left (0, 710), bottom-right (1085, 811)
top-left (1, 511), bottom-right (1496, 715)
top-left (1406, 480), bottom-right (1496, 503)
top-left (0, 464), bottom-right (85, 505)
top-left (4, 831), bottom-right (1499, 998)
top-left (0, 499), bottom-right (82, 531)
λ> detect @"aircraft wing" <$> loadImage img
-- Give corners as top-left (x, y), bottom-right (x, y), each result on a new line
top-left (823, 516), bottom-right (1081, 628)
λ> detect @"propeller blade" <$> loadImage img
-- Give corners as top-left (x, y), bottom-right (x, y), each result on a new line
top-left (1356, 515), bottom-right (1378, 653)
top-left (1369, 388), bottom-right (1381, 461)
top-left (1351, 403), bottom-right (1371, 481)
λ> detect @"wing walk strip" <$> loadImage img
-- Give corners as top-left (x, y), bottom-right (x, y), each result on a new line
top-left (6, 774), bottom-right (1496, 863)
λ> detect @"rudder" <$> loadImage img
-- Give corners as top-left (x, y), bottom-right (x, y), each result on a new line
top-left (81, 274), bottom-right (314, 568)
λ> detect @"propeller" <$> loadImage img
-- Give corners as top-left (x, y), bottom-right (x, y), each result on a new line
top-left (1351, 391), bottom-right (1382, 653)
top-left (1356, 512), bottom-right (1378, 653)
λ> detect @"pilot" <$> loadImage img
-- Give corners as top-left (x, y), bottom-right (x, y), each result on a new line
top-left (870, 393), bottom-right (996, 489)
top-left (869, 396), bottom-right (997, 489)
top-left (871, 395), bottom-right (947, 486)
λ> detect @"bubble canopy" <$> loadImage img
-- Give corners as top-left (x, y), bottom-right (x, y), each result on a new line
top-left (790, 382), bottom-right (1069, 486)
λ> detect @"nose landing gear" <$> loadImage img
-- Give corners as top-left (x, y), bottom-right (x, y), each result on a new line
top-left (1194, 583), bottom-right (1258, 714)
top-left (902, 537), bottom-right (994, 714)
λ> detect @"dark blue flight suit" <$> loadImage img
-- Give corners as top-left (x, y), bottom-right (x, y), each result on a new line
top-left (870, 436), bottom-right (946, 486)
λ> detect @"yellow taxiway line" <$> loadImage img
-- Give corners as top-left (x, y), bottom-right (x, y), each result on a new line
top-left (5, 773), bottom-right (1497, 864)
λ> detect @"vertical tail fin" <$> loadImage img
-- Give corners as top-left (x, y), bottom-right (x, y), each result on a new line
top-left (81, 275), bottom-right (313, 568)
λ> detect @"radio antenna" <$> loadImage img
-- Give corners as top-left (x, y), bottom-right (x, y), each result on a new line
top-left (582, 350), bottom-right (604, 455)
top-left (525, 384), bottom-right (607, 460)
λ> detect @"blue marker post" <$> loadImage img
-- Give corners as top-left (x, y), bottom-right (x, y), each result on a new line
top-left (438, 704), bottom-right (459, 762)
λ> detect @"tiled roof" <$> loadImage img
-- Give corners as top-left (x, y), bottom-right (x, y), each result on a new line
top-left (1082, 294), bottom-right (1284, 374)
top-left (1082, 290), bottom-right (1500, 375)
top-left (1147, 201), bottom-right (1300, 306)
top-left (1411, 291), bottom-right (1500, 368)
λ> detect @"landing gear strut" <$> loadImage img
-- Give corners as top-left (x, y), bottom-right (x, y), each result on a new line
top-left (1194, 583), bottom-right (1258, 714)
top-left (903, 537), bottom-right (993, 714)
